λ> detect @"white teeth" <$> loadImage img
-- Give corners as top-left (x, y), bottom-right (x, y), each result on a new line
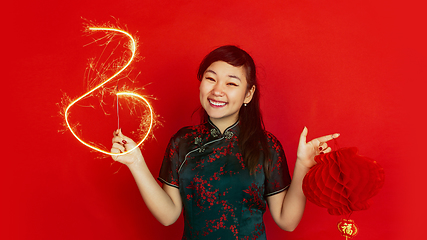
top-left (209, 100), bottom-right (226, 106)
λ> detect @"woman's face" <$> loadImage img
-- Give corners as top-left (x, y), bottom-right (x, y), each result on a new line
top-left (199, 61), bottom-right (255, 129)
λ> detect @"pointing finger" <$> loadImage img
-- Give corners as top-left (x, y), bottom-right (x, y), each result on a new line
top-left (315, 133), bottom-right (340, 144)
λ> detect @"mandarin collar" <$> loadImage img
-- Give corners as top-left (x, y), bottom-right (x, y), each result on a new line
top-left (193, 120), bottom-right (239, 152)
top-left (207, 119), bottom-right (240, 140)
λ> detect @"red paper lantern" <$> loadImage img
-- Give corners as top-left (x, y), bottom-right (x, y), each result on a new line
top-left (302, 147), bottom-right (384, 216)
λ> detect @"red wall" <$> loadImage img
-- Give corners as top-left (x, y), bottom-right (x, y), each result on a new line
top-left (3, 0), bottom-right (425, 239)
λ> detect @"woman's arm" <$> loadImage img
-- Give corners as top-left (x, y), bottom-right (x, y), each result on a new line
top-left (267, 127), bottom-right (339, 231)
top-left (266, 159), bottom-right (309, 231)
top-left (111, 129), bottom-right (182, 226)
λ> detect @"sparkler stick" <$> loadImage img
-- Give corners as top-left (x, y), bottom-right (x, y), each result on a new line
top-left (116, 83), bottom-right (120, 129)
top-left (64, 26), bottom-right (153, 156)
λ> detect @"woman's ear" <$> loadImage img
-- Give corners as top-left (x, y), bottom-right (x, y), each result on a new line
top-left (244, 85), bottom-right (256, 104)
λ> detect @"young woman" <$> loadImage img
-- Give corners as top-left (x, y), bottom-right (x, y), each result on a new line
top-left (111, 45), bottom-right (339, 239)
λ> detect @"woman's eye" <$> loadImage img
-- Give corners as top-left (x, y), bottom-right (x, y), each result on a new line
top-left (227, 82), bottom-right (238, 86)
top-left (205, 77), bottom-right (215, 82)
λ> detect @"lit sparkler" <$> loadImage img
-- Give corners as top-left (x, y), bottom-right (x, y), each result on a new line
top-left (64, 26), bottom-right (153, 156)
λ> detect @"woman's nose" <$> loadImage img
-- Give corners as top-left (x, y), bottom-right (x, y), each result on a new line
top-left (212, 83), bottom-right (224, 96)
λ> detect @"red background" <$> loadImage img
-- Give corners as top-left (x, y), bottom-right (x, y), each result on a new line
top-left (2, 0), bottom-right (425, 239)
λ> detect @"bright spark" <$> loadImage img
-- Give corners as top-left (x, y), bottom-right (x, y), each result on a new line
top-left (64, 26), bottom-right (153, 156)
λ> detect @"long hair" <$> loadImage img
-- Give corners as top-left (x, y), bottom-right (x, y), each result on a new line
top-left (197, 45), bottom-right (271, 177)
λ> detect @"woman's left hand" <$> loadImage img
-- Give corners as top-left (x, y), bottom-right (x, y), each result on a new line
top-left (296, 127), bottom-right (340, 169)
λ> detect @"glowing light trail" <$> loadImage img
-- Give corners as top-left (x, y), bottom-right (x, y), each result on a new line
top-left (64, 27), bottom-right (153, 156)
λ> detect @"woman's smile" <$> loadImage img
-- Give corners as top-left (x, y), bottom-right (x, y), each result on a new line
top-left (208, 99), bottom-right (227, 107)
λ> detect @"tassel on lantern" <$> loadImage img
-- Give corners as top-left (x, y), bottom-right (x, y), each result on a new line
top-left (337, 219), bottom-right (358, 239)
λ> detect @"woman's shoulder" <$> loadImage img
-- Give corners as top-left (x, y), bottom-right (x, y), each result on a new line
top-left (263, 130), bottom-right (280, 142)
top-left (263, 130), bottom-right (285, 151)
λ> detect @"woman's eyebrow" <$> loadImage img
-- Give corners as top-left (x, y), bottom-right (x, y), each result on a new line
top-left (205, 69), bottom-right (217, 75)
top-left (205, 69), bottom-right (241, 81)
top-left (228, 75), bottom-right (241, 81)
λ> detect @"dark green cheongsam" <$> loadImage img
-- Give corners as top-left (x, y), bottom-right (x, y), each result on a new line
top-left (159, 120), bottom-right (291, 240)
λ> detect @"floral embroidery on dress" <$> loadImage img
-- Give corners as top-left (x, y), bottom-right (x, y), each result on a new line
top-left (158, 120), bottom-right (291, 239)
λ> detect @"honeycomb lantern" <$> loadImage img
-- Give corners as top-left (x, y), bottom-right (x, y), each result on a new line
top-left (302, 147), bottom-right (385, 216)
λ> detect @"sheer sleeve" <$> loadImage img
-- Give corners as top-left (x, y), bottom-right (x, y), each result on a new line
top-left (158, 133), bottom-right (181, 188)
top-left (264, 132), bottom-right (292, 197)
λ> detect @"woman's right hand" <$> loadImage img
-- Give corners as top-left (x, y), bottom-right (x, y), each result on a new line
top-left (111, 129), bottom-right (143, 166)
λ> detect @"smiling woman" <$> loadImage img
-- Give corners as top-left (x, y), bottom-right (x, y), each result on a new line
top-left (196, 46), bottom-right (267, 178)
top-left (110, 45), bottom-right (339, 239)
top-left (3, 0), bottom-right (418, 238)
